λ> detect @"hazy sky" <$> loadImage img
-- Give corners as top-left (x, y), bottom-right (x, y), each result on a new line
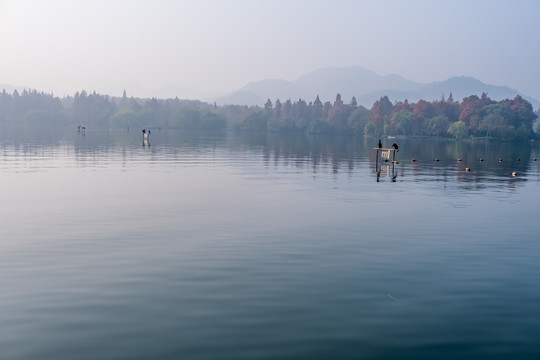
top-left (1, 0), bottom-right (539, 100)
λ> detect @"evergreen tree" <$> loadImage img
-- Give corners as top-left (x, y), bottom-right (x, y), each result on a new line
top-left (264, 98), bottom-right (273, 115)
top-left (334, 93), bottom-right (343, 107)
top-left (311, 95), bottom-right (323, 120)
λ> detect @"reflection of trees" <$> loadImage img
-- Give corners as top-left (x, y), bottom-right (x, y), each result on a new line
top-left (2, 124), bottom-right (538, 190)
top-left (235, 134), bottom-right (537, 188)
top-left (252, 133), bottom-right (370, 174)
top-left (393, 138), bottom-right (535, 190)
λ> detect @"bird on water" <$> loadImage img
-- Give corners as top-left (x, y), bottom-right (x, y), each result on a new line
top-left (392, 143), bottom-right (399, 151)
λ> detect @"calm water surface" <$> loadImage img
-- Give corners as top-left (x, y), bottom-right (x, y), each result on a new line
top-left (1, 128), bottom-right (540, 359)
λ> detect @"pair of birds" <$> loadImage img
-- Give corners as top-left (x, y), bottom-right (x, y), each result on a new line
top-left (378, 139), bottom-right (398, 151)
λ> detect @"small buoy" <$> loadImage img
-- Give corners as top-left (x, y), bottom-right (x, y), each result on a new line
top-left (512, 171), bottom-right (517, 176)
top-left (465, 168), bottom-right (471, 172)
top-left (498, 158), bottom-right (503, 162)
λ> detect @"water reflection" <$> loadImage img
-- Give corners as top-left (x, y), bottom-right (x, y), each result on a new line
top-left (1, 125), bottom-right (540, 189)
top-left (376, 163), bottom-right (398, 182)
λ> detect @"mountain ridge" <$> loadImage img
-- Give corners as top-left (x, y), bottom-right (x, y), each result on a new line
top-left (3, 66), bottom-right (539, 110)
top-left (214, 67), bottom-right (539, 110)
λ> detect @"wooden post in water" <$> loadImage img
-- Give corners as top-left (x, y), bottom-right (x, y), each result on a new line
top-left (373, 144), bottom-right (399, 180)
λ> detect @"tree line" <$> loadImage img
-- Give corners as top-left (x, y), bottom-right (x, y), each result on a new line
top-left (1, 88), bottom-right (538, 140)
top-left (0, 89), bottom-right (227, 131)
top-left (238, 92), bottom-right (538, 140)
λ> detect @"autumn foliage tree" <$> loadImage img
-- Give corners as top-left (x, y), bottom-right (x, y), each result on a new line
top-left (370, 96), bottom-right (394, 133)
top-left (241, 92), bottom-right (537, 140)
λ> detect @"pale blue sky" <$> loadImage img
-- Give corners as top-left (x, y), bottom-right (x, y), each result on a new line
top-left (1, 0), bottom-right (539, 101)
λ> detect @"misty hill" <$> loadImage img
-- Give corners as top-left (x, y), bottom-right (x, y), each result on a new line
top-left (214, 67), bottom-right (539, 109)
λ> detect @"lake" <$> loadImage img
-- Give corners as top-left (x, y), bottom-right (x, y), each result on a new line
top-left (1, 127), bottom-right (540, 359)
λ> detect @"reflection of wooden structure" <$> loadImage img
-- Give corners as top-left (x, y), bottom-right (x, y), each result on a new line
top-left (379, 164), bottom-right (391, 177)
top-left (374, 147), bottom-right (398, 182)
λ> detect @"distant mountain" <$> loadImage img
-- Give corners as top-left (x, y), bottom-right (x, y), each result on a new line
top-left (213, 67), bottom-right (540, 110)
top-left (214, 79), bottom-right (303, 106)
top-left (294, 67), bottom-right (423, 101)
top-left (214, 67), bottom-right (422, 106)
top-left (4, 67), bottom-right (538, 110)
